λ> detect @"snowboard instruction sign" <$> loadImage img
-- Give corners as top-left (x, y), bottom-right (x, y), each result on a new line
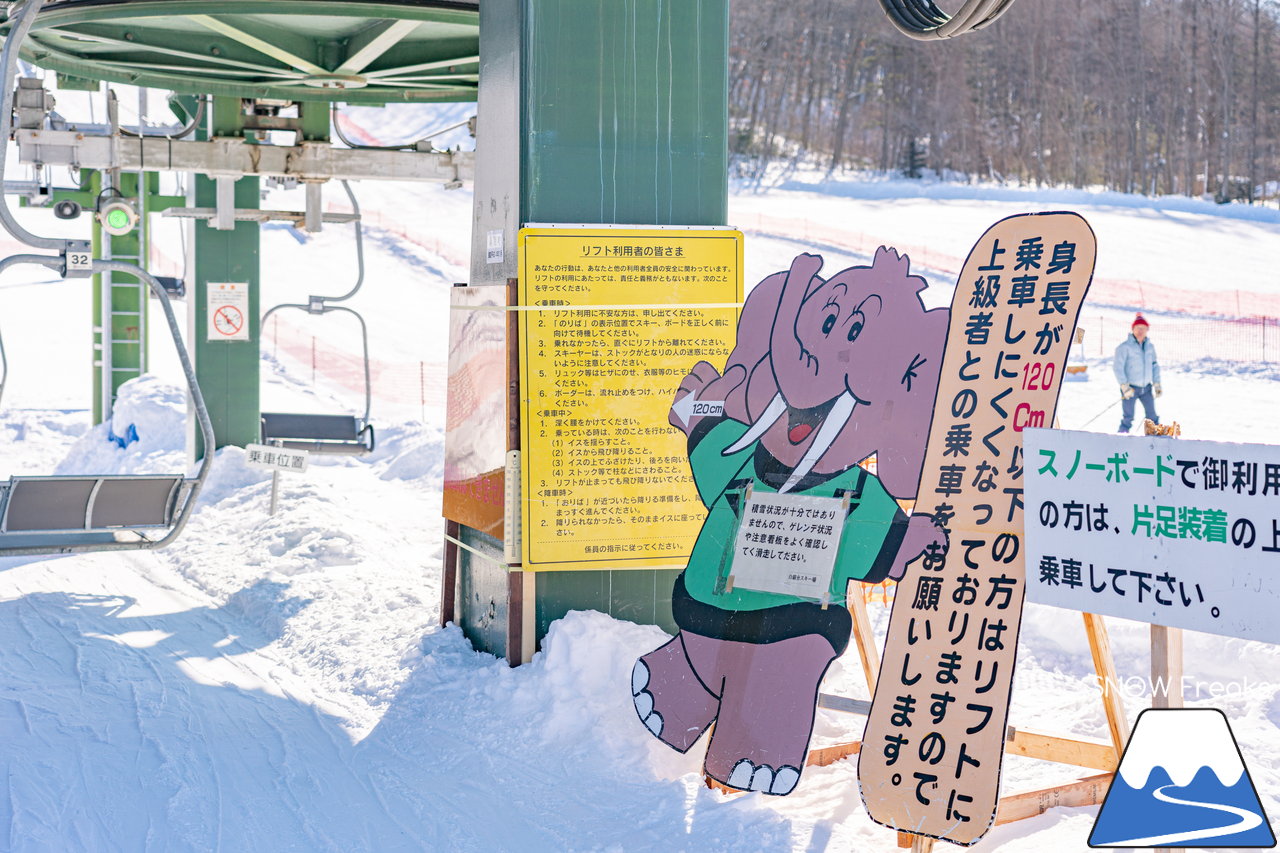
top-left (859, 212), bottom-right (1096, 845)
top-left (517, 226), bottom-right (743, 571)
top-left (1026, 429), bottom-right (1280, 644)
top-left (207, 282), bottom-right (250, 342)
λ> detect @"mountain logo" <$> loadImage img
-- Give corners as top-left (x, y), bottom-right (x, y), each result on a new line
top-left (1089, 708), bottom-right (1276, 848)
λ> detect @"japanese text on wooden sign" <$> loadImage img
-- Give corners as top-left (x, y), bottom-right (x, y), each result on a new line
top-left (859, 212), bottom-right (1096, 845)
top-left (518, 227), bottom-right (743, 571)
top-left (1026, 429), bottom-right (1280, 644)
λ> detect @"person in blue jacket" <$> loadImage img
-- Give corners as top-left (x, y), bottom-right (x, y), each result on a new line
top-left (1114, 313), bottom-right (1162, 432)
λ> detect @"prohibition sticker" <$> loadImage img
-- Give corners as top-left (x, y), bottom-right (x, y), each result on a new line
top-left (207, 282), bottom-right (251, 342)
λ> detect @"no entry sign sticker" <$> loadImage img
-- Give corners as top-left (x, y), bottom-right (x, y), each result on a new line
top-left (207, 282), bottom-right (250, 342)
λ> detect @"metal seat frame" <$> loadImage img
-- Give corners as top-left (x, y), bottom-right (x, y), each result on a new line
top-left (0, 256), bottom-right (216, 557)
top-left (0, 1), bottom-right (215, 557)
top-left (260, 180), bottom-right (375, 456)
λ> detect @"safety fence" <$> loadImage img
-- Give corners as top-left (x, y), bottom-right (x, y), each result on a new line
top-left (1075, 313), bottom-right (1280, 366)
top-left (738, 211), bottom-right (1280, 318)
top-left (265, 313), bottom-right (447, 421)
top-left (738, 211), bottom-right (1280, 366)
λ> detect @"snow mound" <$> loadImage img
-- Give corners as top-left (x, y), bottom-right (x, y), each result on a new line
top-left (53, 375), bottom-right (187, 476)
top-left (367, 422), bottom-right (444, 483)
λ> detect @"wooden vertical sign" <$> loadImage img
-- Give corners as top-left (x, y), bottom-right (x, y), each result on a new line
top-left (858, 213), bottom-right (1096, 845)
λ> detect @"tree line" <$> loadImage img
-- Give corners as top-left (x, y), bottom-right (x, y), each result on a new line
top-left (730, 0), bottom-right (1280, 201)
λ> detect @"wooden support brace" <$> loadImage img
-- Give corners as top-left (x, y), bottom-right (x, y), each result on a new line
top-left (848, 592), bottom-right (881, 694)
top-left (806, 740), bottom-right (861, 768)
top-left (804, 727), bottom-right (1115, 772)
top-left (1150, 624), bottom-right (1184, 709)
top-left (993, 772), bottom-right (1114, 825)
top-left (1003, 726), bottom-right (1118, 772)
top-left (1082, 612), bottom-right (1130, 757)
top-left (441, 520), bottom-right (459, 627)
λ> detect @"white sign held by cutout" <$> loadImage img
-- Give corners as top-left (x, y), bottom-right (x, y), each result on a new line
top-left (730, 490), bottom-right (845, 599)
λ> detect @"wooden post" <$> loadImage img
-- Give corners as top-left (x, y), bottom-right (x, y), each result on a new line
top-left (1150, 624), bottom-right (1185, 709)
top-left (848, 592), bottom-right (881, 694)
top-left (441, 520), bottom-right (459, 627)
top-left (1083, 612), bottom-right (1130, 756)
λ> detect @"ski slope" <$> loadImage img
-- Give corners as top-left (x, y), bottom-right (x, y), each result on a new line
top-left (2, 114), bottom-right (1279, 851)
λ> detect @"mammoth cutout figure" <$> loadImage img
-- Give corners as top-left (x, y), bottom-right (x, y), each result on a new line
top-left (632, 247), bottom-right (949, 795)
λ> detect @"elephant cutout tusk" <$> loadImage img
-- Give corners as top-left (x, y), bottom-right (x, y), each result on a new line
top-left (779, 392), bottom-right (857, 494)
top-left (723, 393), bottom-right (787, 456)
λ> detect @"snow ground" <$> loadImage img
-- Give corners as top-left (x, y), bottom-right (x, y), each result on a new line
top-left (2, 104), bottom-right (1279, 851)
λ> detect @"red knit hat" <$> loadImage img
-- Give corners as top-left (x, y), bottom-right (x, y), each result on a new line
top-left (1132, 313), bottom-right (1149, 330)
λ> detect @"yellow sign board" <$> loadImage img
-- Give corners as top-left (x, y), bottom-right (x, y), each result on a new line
top-left (518, 226), bottom-right (744, 571)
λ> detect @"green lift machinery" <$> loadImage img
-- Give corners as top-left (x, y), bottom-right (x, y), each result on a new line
top-left (0, 0), bottom-right (477, 555)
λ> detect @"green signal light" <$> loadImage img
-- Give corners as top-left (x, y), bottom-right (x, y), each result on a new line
top-left (106, 208), bottom-right (131, 231)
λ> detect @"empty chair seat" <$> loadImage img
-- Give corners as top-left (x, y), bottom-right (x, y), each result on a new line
top-left (0, 475), bottom-right (193, 554)
top-left (260, 412), bottom-right (375, 455)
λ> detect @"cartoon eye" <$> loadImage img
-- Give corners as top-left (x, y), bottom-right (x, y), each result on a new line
top-left (847, 311), bottom-right (866, 343)
top-left (822, 313), bottom-right (838, 335)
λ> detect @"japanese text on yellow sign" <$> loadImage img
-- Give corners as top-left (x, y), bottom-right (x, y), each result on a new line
top-left (518, 227), bottom-right (744, 571)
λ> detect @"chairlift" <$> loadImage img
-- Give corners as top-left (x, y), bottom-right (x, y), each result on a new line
top-left (260, 180), bottom-right (374, 456)
top-left (0, 256), bottom-right (216, 557)
top-left (0, 0), bottom-right (214, 557)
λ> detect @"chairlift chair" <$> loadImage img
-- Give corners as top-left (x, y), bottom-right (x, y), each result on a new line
top-left (0, 257), bottom-right (216, 558)
top-left (260, 181), bottom-right (375, 456)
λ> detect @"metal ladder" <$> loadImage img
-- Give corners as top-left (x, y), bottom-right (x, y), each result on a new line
top-left (93, 176), bottom-right (148, 420)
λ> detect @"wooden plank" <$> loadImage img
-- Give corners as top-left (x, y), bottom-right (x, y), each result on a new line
top-left (440, 520), bottom-right (459, 626)
top-left (806, 740), bottom-right (861, 767)
top-left (520, 570), bottom-right (536, 664)
top-left (910, 835), bottom-right (935, 852)
top-left (1006, 727), bottom-right (1118, 772)
top-left (1082, 612), bottom-right (1129, 757)
top-left (897, 831), bottom-right (913, 849)
top-left (848, 592), bottom-right (881, 694)
top-left (818, 692), bottom-right (872, 716)
top-left (506, 568), bottom-right (524, 667)
top-left (994, 773), bottom-right (1113, 826)
top-left (813, 700), bottom-right (1115, 771)
top-left (705, 774), bottom-right (734, 795)
top-left (1151, 624), bottom-right (1185, 709)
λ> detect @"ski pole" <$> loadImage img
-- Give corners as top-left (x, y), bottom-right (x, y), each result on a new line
top-left (1078, 397), bottom-right (1122, 429)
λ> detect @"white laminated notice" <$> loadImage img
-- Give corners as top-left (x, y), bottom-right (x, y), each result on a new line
top-left (486, 230), bottom-right (504, 264)
top-left (730, 490), bottom-right (845, 599)
top-left (207, 282), bottom-right (250, 342)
